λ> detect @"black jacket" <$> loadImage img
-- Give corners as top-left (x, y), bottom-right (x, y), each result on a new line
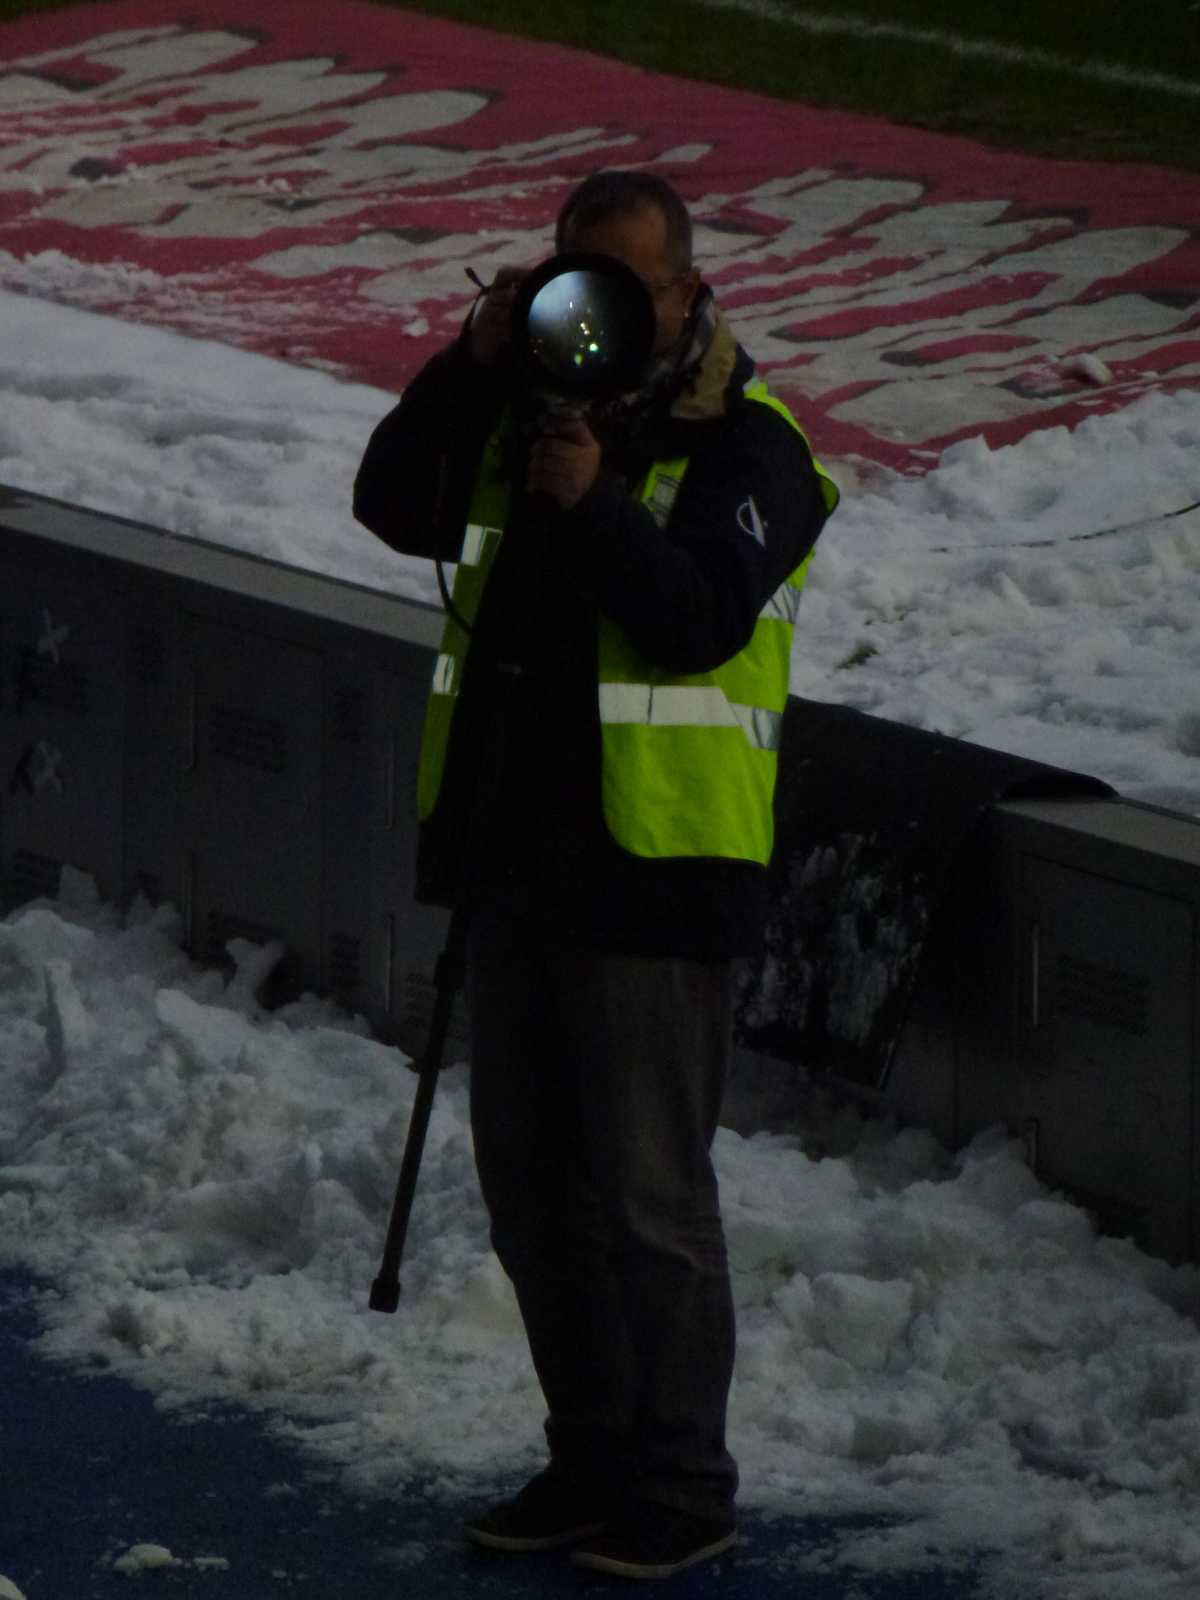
top-left (353, 315), bottom-right (833, 958)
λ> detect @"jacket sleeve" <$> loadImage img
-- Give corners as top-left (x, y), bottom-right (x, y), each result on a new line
top-left (352, 339), bottom-right (507, 562)
top-left (555, 400), bottom-right (833, 674)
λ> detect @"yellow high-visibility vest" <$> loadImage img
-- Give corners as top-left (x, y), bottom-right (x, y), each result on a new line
top-left (417, 384), bottom-right (838, 864)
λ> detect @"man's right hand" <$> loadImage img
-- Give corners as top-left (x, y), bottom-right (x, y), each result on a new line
top-left (468, 266), bottom-right (526, 367)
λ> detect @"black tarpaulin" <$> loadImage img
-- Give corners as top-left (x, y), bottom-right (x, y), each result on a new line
top-left (735, 697), bottom-right (1116, 1089)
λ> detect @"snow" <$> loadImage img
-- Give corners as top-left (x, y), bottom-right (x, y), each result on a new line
top-left (0, 285), bottom-right (433, 602)
top-left (2, 252), bottom-right (1200, 1598)
top-left (96, 1540), bottom-right (230, 1578)
top-left (4, 885), bottom-right (1200, 1597)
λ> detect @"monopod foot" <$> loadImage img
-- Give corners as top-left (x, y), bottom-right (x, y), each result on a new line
top-left (369, 1275), bottom-right (401, 1314)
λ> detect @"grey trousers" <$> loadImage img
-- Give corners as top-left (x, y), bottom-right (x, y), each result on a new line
top-left (466, 891), bottom-right (738, 1522)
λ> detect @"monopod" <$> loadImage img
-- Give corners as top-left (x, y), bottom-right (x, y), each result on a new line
top-left (367, 251), bottom-right (656, 1310)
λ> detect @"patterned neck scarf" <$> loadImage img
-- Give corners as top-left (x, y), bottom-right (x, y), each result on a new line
top-left (588, 285), bottom-right (728, 443)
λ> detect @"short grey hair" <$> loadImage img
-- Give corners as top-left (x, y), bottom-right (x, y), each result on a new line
top-left (556, 170), bottom-right (693, 271)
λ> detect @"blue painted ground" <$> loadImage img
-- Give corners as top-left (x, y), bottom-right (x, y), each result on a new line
top-left (0, 1267), bottom-right (981, 1598)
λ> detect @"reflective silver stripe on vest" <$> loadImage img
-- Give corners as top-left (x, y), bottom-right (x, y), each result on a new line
top-left (645, 469), bottom-right (684, 528)
top-left (761, 577), bottom-right (804, 625)
top-left (461, 522), bottom-right (500, 567)
top-left (598, 683), bottom-right (782, 751)
top-left (431, 652), bottom-right (458, 696)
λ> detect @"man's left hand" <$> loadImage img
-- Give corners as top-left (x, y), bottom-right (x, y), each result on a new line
top-left (526, 417), bottom-right (602, 511)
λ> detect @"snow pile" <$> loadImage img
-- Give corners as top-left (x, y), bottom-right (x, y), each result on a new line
top-left (796, 391), bottom-right (1200, 813)
top-left (4, 881), bottom-right (1200, 1597)
top-left (105, 1543), bottom-right (228, 1576)
top-left (0, 287), bottom-right (429, 603)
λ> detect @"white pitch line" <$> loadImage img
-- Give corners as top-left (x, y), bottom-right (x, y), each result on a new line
top-left (693, 0), bottom-right (1200, 99)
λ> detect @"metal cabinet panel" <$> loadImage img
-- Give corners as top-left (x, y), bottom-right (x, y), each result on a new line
top-left (1017, 857), bottom-right (1195, 1260)
top-left (317, 652), bottom-right (451, 1050)
top-left (122, 599), bottom-right (179, 909)
top-left (891, 809), bottom-right (1200, 1263)
top-left (179, 615), bottom-right (323, 1000)
top-left (0, 571), bottom-right (127, 905)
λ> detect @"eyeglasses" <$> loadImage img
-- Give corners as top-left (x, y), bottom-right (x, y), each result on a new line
top-left (636, 269), bottom-right (691, 299)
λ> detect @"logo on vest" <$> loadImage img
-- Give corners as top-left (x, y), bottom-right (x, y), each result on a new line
top-left (737, 496), bottom-right (767, 546)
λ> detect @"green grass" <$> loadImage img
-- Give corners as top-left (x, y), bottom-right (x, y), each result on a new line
top-left (0, 0), bottom-right (84, 16)
top-left (380, 0), bottom-right (1200, 171)
top-left (1, 0), bottom-right (1197, 172)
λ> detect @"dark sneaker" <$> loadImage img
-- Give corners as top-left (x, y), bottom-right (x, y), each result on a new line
top-left (464, 1470), bottom-right (608, 1553)
top-left (570, 1502), bottom-right (737, 1580)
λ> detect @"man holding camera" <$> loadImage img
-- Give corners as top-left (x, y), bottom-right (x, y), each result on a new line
top-left (354, 170), bottom-right (837, 1580)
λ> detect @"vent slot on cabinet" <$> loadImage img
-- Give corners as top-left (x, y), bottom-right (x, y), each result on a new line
top-left (1056, 954), bottom-right (1150, 1037)
top-left (209, 704), bottom-right (288, 773)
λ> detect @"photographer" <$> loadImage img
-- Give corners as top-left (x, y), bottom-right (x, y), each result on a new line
top-left (353, 170), bottom-right (837, 1580)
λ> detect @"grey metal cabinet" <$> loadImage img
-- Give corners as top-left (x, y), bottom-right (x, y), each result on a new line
top-left (0, 483), bottom-right (448, 1046)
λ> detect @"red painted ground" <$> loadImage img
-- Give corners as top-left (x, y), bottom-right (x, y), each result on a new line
top-left (1, 0), bottom-right (1198, 471)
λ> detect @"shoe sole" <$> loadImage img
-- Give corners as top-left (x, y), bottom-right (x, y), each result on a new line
top-left (570, 1529), bottom-right (737, 1579)
top-left (465, 1519), bottom-right (608, 1554)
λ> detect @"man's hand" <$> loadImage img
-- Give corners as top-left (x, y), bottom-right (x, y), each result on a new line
top-left (468, 266), bottom-right (525, 367)
top-left (527, 417), bottom-right (602, 511)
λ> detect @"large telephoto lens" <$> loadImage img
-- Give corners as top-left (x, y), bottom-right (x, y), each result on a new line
top-left (510, 252), bottom-right (656, 401)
